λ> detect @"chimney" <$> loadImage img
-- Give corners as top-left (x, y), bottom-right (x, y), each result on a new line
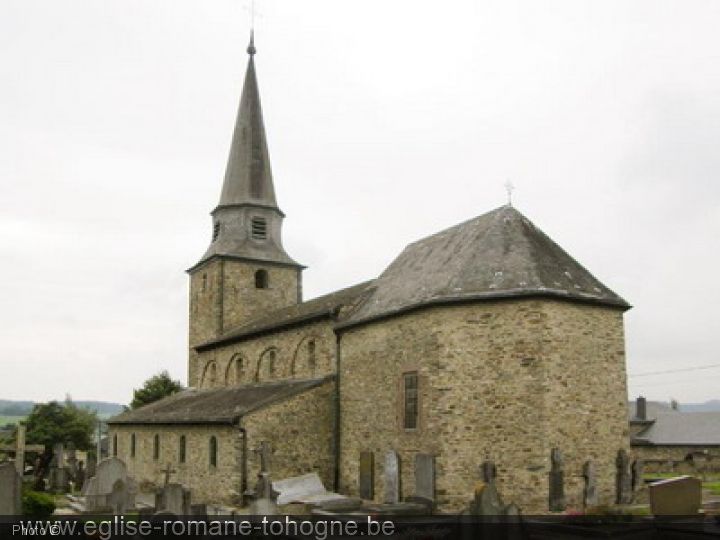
top-left (636, 396), bottom-right (647, 420)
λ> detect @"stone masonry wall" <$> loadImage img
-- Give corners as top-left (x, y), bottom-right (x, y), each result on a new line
top-left (188, 258), bottom-right (299, 383)
top-left (242, 380), bottom-right (336, 491)
top-left (541, 301), bottom-right (630, 510)
top-left (339, 299), bottom-right (629, 514)
top-left (109, 424), bottom-right (241, 505)
top-left (190, 319), bottom-right (336, 390)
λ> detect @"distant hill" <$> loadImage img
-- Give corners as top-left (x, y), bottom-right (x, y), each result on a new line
top-left (681, 400), bottom-right (720, 412)
top-left (0, 399), bottom-right (124, 418)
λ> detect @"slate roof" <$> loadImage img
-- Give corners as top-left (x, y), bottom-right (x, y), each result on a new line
top-left (107, 376), bottom-right (334, 425)
top-left (196, 281), bottom-right (373, 351)
top-left (633, 412), bottom-right (720, 446)
top-left (337, 205), bottom-right (630, 329)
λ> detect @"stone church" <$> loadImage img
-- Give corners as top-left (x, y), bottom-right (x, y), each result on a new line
top-left (108, 36), bottom-right (631, 513)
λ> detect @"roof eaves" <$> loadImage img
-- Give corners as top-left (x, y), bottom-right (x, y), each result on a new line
top-left (336, 288), bottom-right (631, 332)
top-left (195, 310), bottom-right (334, 351)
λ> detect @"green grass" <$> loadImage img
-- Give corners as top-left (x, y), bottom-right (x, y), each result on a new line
top-left (0, 415), bottom-right (26, 427)
top-left (705, 481), bottom-right (720, 495)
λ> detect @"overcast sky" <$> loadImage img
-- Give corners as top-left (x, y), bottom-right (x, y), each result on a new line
top-left (2, 0), bottom-right (719, 405)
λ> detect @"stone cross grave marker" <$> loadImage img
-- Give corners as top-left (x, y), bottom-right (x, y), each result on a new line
top-left (161, 464), bottom-right (177, 486)
top-left (359, 451), bottom-right (374, 500)
top-left (383, 450), bottom-right (400, 504)
top-left (548, 448), bottom-right (566, 512)
top-left (615, 449), bottom-right (633, 504)
top-left (0, 462), bottom-right (22, 515)
top-left (582, 460), bottom-right (598, 508)
top-left (414, 453), bottom-right (435, 503)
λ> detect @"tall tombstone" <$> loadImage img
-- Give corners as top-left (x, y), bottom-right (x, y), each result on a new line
top-left (615, 449), bottom-right (633, 504)
top-left (52, 443), bottom-right (65, 468)
top-left (383, 450), bottom-right (401, 504)
top-left (66, 442), bottom-right (78, 480)
top-left (548, 448), bottom-right (565, 512)
top-left (631, 459), bottom-right (644, 493)
top-left (481, 460), bottom-right (497, 483)
top-left (87, 454), bottom-right (97, 480)
top-left (359, 451), bottom-right (374, 500)
top-left (582, 461), bottom-right (598, 508)
top-left (414, 453), bottom-right (435, 503)
top-left (0, 462), bottom-right (22, 515)
top-left (15, 424), bottom-right (26, 476)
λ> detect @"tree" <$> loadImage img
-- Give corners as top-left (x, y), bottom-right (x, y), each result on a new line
top-left (25, 400), bottom-right (97, 451)
top-left (130, 370), bottom-right (183, 410)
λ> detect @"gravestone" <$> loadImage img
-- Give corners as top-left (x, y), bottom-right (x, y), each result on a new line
top-left (84, 457), bottom-right (137, 514)
top-left (156, 483), bottom-right (191, 515)
top-left (66, 443), bottom-right (78, 479)
top-left (15, 424), bottom-right (26, 476)
top-left (472, 480), bottom-right (504, 515)
top-left (359, 451), bottom-right (374, 500)
top-left (481, 460), bottom-right (497, 483)
top-left (86, 454), bottom-right (97, 479)
top-left (632, 459), bottom-right (644, 493)
top-left (383, 450), bottom-right (400, 504)
top-left (582, 461), bottom-right (598, 508)
top-left (76, 461), bottom-right (86, 490)
top-left (615, 449), bottom-right (633, 504)
top-left (414, 453), bottom-right (435, 503)
top-left (249, 441), bottom-right (279, 514)
top-left (0, 462), bottom-right (22, 515)
top-left (648, 476), bottom-right (702, 516)
top-left (548, 448), bottom-right (565, 512)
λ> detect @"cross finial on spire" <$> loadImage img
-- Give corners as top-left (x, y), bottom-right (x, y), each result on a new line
top-left (504, 180), bottom-right (515, 206)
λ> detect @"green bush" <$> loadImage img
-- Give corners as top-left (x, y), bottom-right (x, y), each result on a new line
top-left (22, 490), bottom-right (56, 516)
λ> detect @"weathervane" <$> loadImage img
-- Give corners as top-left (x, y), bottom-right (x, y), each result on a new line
top-left (504, 180), bottom-right (515, 206)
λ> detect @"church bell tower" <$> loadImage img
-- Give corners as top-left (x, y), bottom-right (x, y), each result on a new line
top-left (187, 34), bottom-right (303, 356)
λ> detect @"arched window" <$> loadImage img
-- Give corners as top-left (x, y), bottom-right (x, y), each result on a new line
top-left (202, 361), bottom-right (218, 389)
top-left (209, 436), bottom-right (218, 468)
top-left (255, 269), bottom-right (268, 289)
top-left (402, 372), bottom-right (419, 430)
top-left (130, 434), bottom-right (136, 458)
top-left (201, 273), bottom-right (207, 292)
top-left (153, 434), bottom-right (160, 460)
top-left (256, 348), bottom-right (279, 381)
top-left (179, 435), bottom-right (186, 464)
top-left (112, 434), bottom-right (118, 457)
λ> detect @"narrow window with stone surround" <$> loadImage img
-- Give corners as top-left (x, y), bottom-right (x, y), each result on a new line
top-left (255, 269), bottom-right (269, 289)
top-left (403, 372), bottom-right (419, 430)
top-left (251, 217), bottom-right (267, 240)
top-left (130, 434), bottom-right (136, 458)
top-left (153, 434), bottom-right (160, 461)
top-left (308, 340), bottom-right (316, 374)
top-left (179, 435), bottom-right (186, 464)
top-left (112, 434), bottom-right (118, 457)
top-left (209, 436), bottom-right (218, 468)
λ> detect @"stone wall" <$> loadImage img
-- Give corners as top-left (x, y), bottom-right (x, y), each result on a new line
top-left (109, 424), bottom-right (241, 505)
top-left (242, 379), bottom-right (336, 490)
top-left (634, 445), bottom-right (720, 473)
top-left (338, 299), bottom-right (629, 514)
top-left (109, 380), bottom-right (335, 506)
top-left (188, 258), bottom-right (300, 379)
top-left (190, 319), bottom-right (336, 390)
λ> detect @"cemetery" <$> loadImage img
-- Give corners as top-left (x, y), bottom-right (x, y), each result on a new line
top-left (2, 426), bottom-right (720, 539)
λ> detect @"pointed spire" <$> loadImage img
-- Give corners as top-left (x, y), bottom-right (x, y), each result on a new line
top-left (217, 32), bottom-right (278, 211)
